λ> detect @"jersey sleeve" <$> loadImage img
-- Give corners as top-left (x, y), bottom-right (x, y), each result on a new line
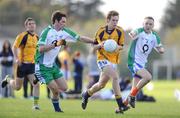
top-left (94, 28), bottom-right (104, 44)
top-left (117, 28), bottom-right (125, 46)
top-left (63, 27), bottom-right (80, 42)
top-left (132, 27), bottom-right (144, 34)
top-left (38, 27), bottom-right (50, 45)
top-left (13, 34), bottom-right (24, 48)
top-left (153, 31), bottom-right (162, 47)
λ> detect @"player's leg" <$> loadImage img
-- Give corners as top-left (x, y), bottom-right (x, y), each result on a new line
top-left (55, 78), bottom-right (68, 92)
top-left (129, 69), bottom-right (152, 108)
top-left (1, 64), bottom-right (24, 90)
top-left (88, 72), bottom-right (109, 94)
top-left (47, 80), bottom-right (63, 112)
top-left (107, 65), bottom-right (129, 113)
top-left (81, 64), bottom-right (111, 110)
top-left (126, 77), bottom-right (140, 108)
top-left (53, 65), bottom-right (68, 92)
top-left (35, 64), bottom-right (63, 112)
top-left (25, 63), bottom-right (40, 110)
top-left (136, 69), bottom-right (152, 89)
top-left (50, 66), bottom-right (67, 112)
top-left (23, 76), bottom-right (28, 98)
top-left (28, 74), bottom-right (40, 110)
top-left (130, 69), bottom-right (152, 97)
top-left (125, 64), bottom-right (141, 108)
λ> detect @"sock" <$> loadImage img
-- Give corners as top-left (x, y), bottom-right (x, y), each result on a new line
top-left (130, 87), bottom-right (139, 96)
top-left (34, 96), bottom-right (39, 106)
top-left (51, 99), bottom-right (62, 112)
top-left (115, 95), bottom-right (124, 108)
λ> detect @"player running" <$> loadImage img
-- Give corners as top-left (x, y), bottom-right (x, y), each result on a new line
top-left (126, 16), bottom-right (165, 108)
top-left (81, 10), bottom-right (129, 114)
top-left (34, 10), bottom-right (94, 112)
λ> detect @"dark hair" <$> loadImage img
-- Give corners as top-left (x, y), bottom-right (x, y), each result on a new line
top-left (51, 10), bottom-right (67, 24)
top-left (24, 17), bottom-right (34, 26)
top-left (144, 16), bottom-right (154, 21)
top-left (107, 10), bottom-right (119, 20)
top-left (2, 40), bottom-right (12, 54)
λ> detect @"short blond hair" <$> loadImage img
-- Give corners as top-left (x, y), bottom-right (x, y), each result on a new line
top-left (24, 17), bottom-right (34, 26)
top-left (107, 10), bottom-right (119, 20)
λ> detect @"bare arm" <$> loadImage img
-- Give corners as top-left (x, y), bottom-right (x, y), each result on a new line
top-left (91, 41), bottom-right (104, 52)
top-left (12, 45), bottom-right (21, 65)
top-left (39, 44), bottom-right (55, 53)
top-left (79, 36), bottom-right (94, 44)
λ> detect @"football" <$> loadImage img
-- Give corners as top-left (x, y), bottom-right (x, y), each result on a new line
top-left (103, 39), bottom-right (117, 52)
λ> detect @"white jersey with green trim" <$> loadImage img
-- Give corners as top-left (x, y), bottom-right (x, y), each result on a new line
top-left (128, 28), bottom-right (162, 67)
top-left (35, 25), bottom-right (80, 67)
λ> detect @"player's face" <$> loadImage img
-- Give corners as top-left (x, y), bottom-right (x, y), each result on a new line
top-left (54, 17), bottom-right (66, 31)
top-left (107, 16), bottom-right (119, 29)
top-left (26, 20), bottom-right (36, 33)
top-left (143, 19), bottom-right (154, 33)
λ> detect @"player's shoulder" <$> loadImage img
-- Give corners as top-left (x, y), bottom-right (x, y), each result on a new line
top-left (18, 31), bottom-right (28, 37)
top-left (16, 31), bottom-right (28, 40)
top-left (97, 26), bottom-right (106, 31)
top-left (95, 26), bottom-right (106, 34)
top-left (152, 30), bottom-right (160, 39)
top-left (116, 26), bottom-right (124, 31)
top-left (40, 25), bottom-right (52, 36)
top-left (152, 30), bottom-right (159, 35)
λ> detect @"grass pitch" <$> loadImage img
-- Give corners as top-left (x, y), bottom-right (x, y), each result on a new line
top-left (0, 80), bottom-right (180, 118)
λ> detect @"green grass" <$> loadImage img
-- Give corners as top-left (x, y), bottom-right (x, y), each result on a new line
top-left (0, 80), bottom-right (180, 118)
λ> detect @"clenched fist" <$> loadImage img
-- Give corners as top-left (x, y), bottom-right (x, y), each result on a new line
top-left (54, 39), bottom-right (66, 47)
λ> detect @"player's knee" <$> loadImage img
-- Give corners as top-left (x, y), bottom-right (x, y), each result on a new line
top-left (61, 86), bottom-right (68, 92)
top-left (15, 86), bottom-right (21, 91)
top-left (50, 86), bottom-right (58, 94)
top-left (146, 74), bottom-right (152, 82)
top-left (52, 89), bottom-right (59, 97)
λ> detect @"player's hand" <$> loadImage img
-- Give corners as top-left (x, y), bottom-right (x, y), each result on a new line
top-left (15, 59), bottom-right (22, 66)
top-left (114, 45), bottom-right (123, 53)
top-left (129, 31), bottom-right (137, 40)
top-left (158, 47), bottom-right (165, 54)
top-left (54, 39), bottom-right (66, 47)
top-left (100, 41), bottom-right (105, 49)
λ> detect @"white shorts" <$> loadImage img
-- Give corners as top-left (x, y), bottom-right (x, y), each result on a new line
top-left (128, 62), bottom-right (144, 77)
top-left (97, 60), bottom-right (117, 71)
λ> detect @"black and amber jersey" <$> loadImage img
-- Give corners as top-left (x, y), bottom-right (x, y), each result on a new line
top-left (13, 31), bottom-right (38, 63)
top-left (94, 25), bottom-right (125, 64)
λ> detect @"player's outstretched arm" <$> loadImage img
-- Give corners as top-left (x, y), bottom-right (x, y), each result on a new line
top-left (79, 36), bottom-right (94, 44)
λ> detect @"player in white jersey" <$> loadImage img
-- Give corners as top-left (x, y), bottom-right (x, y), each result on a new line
top-left (34, 10), bottom-right (94, 112)
top-left (126, 16), bottom-right (164, 108)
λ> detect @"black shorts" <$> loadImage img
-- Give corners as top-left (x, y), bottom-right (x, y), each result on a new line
top-left (17, 63), bottom-right (35, 78)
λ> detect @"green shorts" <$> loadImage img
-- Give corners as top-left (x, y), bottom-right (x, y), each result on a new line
top-left (39, 64), bottom-right (63, 84)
